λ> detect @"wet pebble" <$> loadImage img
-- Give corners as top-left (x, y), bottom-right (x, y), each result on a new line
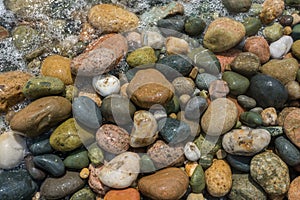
top-left (291, 39), bottom-right (300, 59)
top-left (141, 31), bottom-right (165, 49)
top-left (184, 142), bottom-right (201, 161)
top-left (261, 107), bottom-right (277, 126)
top-left (288, 176), bottom-right (300, 200)
top-left (33, 154), bottom-right (65, 177)
top-left (240, 111), bottom-right (263, 127)
top-left (222, 0), bottom-right (252, 13)
top-left (263, 23), bottom-right (283, 42)
top-left (208, 80), bottom-right (230, 100)
top-left (126, 46), bottom-right (157, 67)
top-left (63, 149), bottom-right (89, 170)
top-left (222, 71), bottom-right (250, 96)
top-left (190, 164), bottom-right (205, 193)
top-left (237, 95), bottom-right (256, 109)
top-left (70, 187), bottom-right (96, 200)
top-left (242, 17), bottom-right (262, 36)
top-left (275, 136), bottom-right (300, 167)
top-left (29, 139), bottom-right (53, 155)
top-left (104, 188), bottom-right (140, 200)
top-left (172, 77), bottom-right (195, 96)
top-left (25, 155), bottom-right (46, 180)
top-left (259, 0), bottom-right (285, 24)
top-left (286, 81), bottom-right (300, 100)
top-left (184, 16), bottom-right (206, 36)
top-left (226, 154), bottom-right (251, 172)
top-left (88, 164), bottom-right (109, 195)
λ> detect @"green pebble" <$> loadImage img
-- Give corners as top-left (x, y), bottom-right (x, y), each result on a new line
top-left (184, 16), bottom-right (206, 36)
top-left (88, 144), bottom-right (104, 166)
top-left (222, 71), bottom-right (250, 96)
top-left (222, 0), bottom-right (252, 13)
top-left (243, 17), bottom-right (262, 36)
top-left (240, 111), bottom-right (263, 128)
top-left (140, 155), bottom-right (156, 173)
top-left (199, 154), bottom-right (214, 169)
top-left (263, 23), bottom-right (283, 42)
top-left (23, 76), bottom-right (65, 99)
top-left (12, 25), bottom-right (40, 50)
top-left (63, 150), bottom-right (89, 170)
top-left (126, 46), bottom-right (157, 67)
top-left (190, 165), bottom-right (205, 193)
top-left (70, 187), bottom-right (96, 200)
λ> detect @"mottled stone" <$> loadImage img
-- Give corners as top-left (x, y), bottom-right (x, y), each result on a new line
top-left (184, 96), bottom-right (208, 120)
top-left (172, 77), bottom-right (195, 96)
top-left (141, 31), bottom-right (165, 49)
top-left (70, 187), bottom-right (96, 200)
top-left (222, 129), bottom-right (271, 156)
top-left (41, 55), bottom-right (73, 85)
top-left (278, 107), bottom-right (298, 126)
top-left (203, 17), bottom-right (246, 52)
top-left (63, 150), bottom-right (89, 170)
top-left (259, 0), bottom-right (285, 24)
top-left (190, 164), bottom-right (205, 193)
top-left (88, 164), bottom-right (109, 195)
top-left (138, 167), bottom-right (189, 200)
top-left (157, 15), bottom-right (185, 37)
top-left (12, 25), bottom-right (39, 51)
top-left (229, 174), bottom-right (267, 200)
top-left (0, 71), bottom-right (32, 112)
top-left (10, 96), bottom-right (71, 137)
top-left (177, 111), bottom-right (201, 137)
top-left (240, 111), bottom-right (263, 128)
top-left (261, 107), bottom-right (277, 126)
top-left (201, 98), bottom-right (239, 136)
top-left (263, 23), bottom-right (283, 42)
top-left (195, 73), bottom-right (218, 90)
top-left (88, 4), bottom-right (139, 33)
top-left (184, 142), bottom-right (201, 161)
top-left (205, 159), bottom-right (232, 197)
top-left (242, 17), bottom-right (262, 36)
top-left (250, 151), bottom-right (290, 196)
top-left (260, 58), bottom-right (298, 84)
top-left (230, 52), bottom-right (260, 77)
top-left (286, 81), bottom-right (300, 100)
top-left (292, 40), bottom-right (300, 59)
top-left (184, 16), bottom-right (206, 36)
top-left (244, 36), bottom-right (270, 63)
top-left (284, 109), bottom-right (300, 148)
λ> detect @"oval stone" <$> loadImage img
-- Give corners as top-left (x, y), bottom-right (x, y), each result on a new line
top-left (25, 155), bottom-right (46, 181)
top-left (222, 0), bottom-right (252, 12)
top-left (222, 129), bottom-right (271, 156)
top-left (248, 74), bottom-right (288, 109)
top-left (63, 150), bottom-right (89, 170)
top-left (29, 139), bottom-right (53, 155)
top-left (288, 176), bottom-right (300, 200)
top-left (190, 165), bottom-right (205, 193)
top-left (275, 136), bottom-right (300, 167)
top-left (0, 170), bottom-right (38, 200)
top-left (73, 96), bottom-right (102, 131)
top-left (239, 111), bottom-right (263, 128)
top-left (10, 96), bottom-right (72, 137)
top-left (195, 73), bottom-right (218, 90)
top-left (230, 52), bottom-right (260, 77)
top-left (138, 167), bottom-right (189, 200)
top-left (250, 151), bottom-right (290, 196)
top-left (96, 124), bottom-right (130, 154)
top-left (201, 98), bottom-right (239, 136)
top-left (40, 171), bottom-right (85, 199)
top-left (99, 152), bottom-right (140, 189)
top-left (126, 46), bottom-right (157, 67)
top-left (222, 71), bottom-right (250, 96)
top-left (33, 154), bottom-right (65, 177)
top-left (284, 109), bottom-right (300, 148)
top-left (22, 76), bottom-right (65, 99)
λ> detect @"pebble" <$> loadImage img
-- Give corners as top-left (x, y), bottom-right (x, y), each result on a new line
top-left (201, 98), bottom-right (239, 136)
top-left (71, 33), bottom-right (128, 76)
top-left (63, 150), bottom-right (89, 170)
top-left (222, 129), bottom-right (271, 156)
top-left (33, 153), bottom-right (65, 177)
top-left (259, 0), bottom-right (285, 24)
top-left (22, 76), bottom-right (65, 99)
top-left (141, 31), bottom-right (165, 49)
top-left (184, 16), bottom-right (206, 36)
top-left (29, 139), bottom-right (53, 155)
top-left (138, 167), bottom-right (189, 200)
top-left (10, 96), bottom-right (71, 137)
top-left (237, 95), bottom-right (257, 109)
top-left (292, 24), bottom-right (300, 41)
top-left (279, 15), bottom-right (294, 26)
top-left (88, 4), bottom-right (139, 33)
top-left (278, 107), bottom-right (298, 126)
top-left (184, 96), bottom-right (208, 120)
top-left (0, 71), bottom-right (32, 111)
top-left (126, 46), bottom-right (157, 67)
top-left (147, 140), bottom-right (185, 169)
top-left (96, 124), bottom-right (130, 154)
top-left (12, 25), bottom-right (39, 50)
top-left (126, 69), bottom-right (174, 108)
top-left (269, 36), bottom-right (293, 58)
top-left (251, 151), bottom-right (290, 197)
top-left (0, 131), bottom-right (26, 169)
top-left (203, 17), bottom-right (246, 52)
top-left (195, 73), bottom-right (218, 90)
top-left (140, 154), bottom-right (156, 173)
top-left (230, 52), bottom-right (260, 77)
top-left (222, 0), bottom-right (252, 13)
top-left (157, 15), bottom-right (185, 37)
top-left (244, 36), bottom-right (270, 63)
top-left (40, 171), bottom-right (85, 199)
top-left (216, 49), bottom-right (242, 72)
top-left (286, 81), bottom-right (300, 100)
top-left (0, 170), bottom-right (38, 200)
top-left (165, 36), bottom-right (190, 55)
top-left (205, 159), bottom-right (232, 197)
top-left (263, 23), bottom-right (283, 42)
top-left (208, 80), bottom-right (230, 100)
top-left (261, 107), bottom-right (277, 126)
top-left (88, 164), bottom-right (109, 195)
top-left (100, 94), bottom-right (136, 125)
top-left (177, 111), bottom-right (201, 137)
top-left (226, 154), bottom-right (251, 172)
top-left (229, 174), bottom-right (267, 200)
top-left (188, 47), bottom-right (221, 75)
top-left (41, 54), bottom-right (73, 85)
top-left (184, 142), bottom-right (201, 161)
top-left (242, 17), bottom-right (262, 36)
top-left (125, 31), bottom-right (142, 51)
top-left (99, 152), bottom-right (140, 189)
top-left (288, 176), bottom-right (300, 200)
top-left (240, 111), bottom-right (263, 127)
top-left (190, 164), bottom-right (205, 193)
top-left (222, 71), bottom-right (250, 96)
top-left (0, 25), bottom-right (9, 39)
top-left (72, 96), bottom-right (102, 131)
top-left (292, 39), bottom-right (300, 59)
top-left (70, 187), bottom-right (96, 200)
top-left (172, 77), bottom-right (195, 96)
top-left (92, 74), bottom-right (120, 97)
top-left (275, 136), bottom-right (300, 167)
top-left (104, 188), bottom-right (140, 200)
top-left (284, 108), bottom-right (300, 148)
top-left (248, 74), bottom-right (288, 109)
top-left (130, 110), bottom-right (158, 148)
top-left (88, 144), bottom-right (104, 166)
top-left (25, 155), bottom-right (46, 181)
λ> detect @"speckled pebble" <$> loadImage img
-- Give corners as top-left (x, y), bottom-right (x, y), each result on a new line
top-left (244, 36), bottom-right (270, 63)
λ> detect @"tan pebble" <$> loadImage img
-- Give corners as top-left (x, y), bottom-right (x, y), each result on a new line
top-left (185, 161), bottom-right (199, 177)
top-left (187, 193), bottom-right (205, 200)
top-left (179, 94), bottom-right (191, 108)
top-left (169, 113), bottom-right (177, 119)
top-left (208, 80), bottom-right (230, 100)
top-left (284, 108), bottom-right (300, 148)
top-left (283, 26), bottom-right (292, 35)
top-left (261, 107), bottom-right (277, 126)
top-left (41, 55), bottom-right (73, 85)
top-left (286, 81), bottom-right (300, 100)
top-left (0, 25), bottom-right (9, 39)
top-left (259, 0), bottom-right (285, 24)
top-left (165, 37), bottom-right (190, 55)
top-left (189, 67), bottom-right (198, 79)
top-left (292, 13), bottom-right (300, 26)
top-left (288, 176), bottom-right (300, 200)
top-left (278, 107), bottom-right (298, 126)
top-left (80, 167), bottom-right (90, 179)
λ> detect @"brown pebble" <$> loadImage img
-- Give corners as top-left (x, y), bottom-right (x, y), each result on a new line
top-left (284, 108), bottom-right (300, 148)
top-left (278, 107), bottom-right (298, 126)
top-left (244, 36), bottom-right (270, 64)
top-left (288, 176), bottom-right (300, 200)
top-left (0, 25), bottom-right (9, 39)
top-left (283, 26), bottom-right (292, 35)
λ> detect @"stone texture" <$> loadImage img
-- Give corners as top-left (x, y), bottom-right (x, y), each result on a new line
top-left (0, 71), bottom-right (32, 112)
top-left (203, 17), bottom-right (246, 52)
top-left (104, 188), bottom-right (140, 200)
top-left (138, 167), bottom-right (189, 200)
top-left (284, 108), bottom-right (300, 148)
top-left (259, 0), bottom-right (285, 24)
top-left (126, 46), bottom-right (157, 67)
top-left (88, 164), bottom-right (109, 195)
top-left (288, 176), bottom-right (300, 200)
top-left (230, 52), bottom-right (260, 77)
top-left (244, 36), bottom-right (270, 63)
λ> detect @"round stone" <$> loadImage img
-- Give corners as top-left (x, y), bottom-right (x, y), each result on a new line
top-left (240, 111), bottom-right (263, 128)
top-left (203, 17), bottom-right (246, 52)
top-left (208, 80), bottom-right (230, 100)
top-left (157, 15), bottom-right (185, 37)
top-left (248, 74), bottom-right (288, 109)
top-left (165, 36), bottom-right (190, 55)
top-left (237, 95), bottom-right (257, 109)
top-left (222, 71), bottom-right (250, 96)
top-left (292, 40), bottom-right (300, 59)
top-left (190, 164), bottom-right (205, 193)
top-left (70, 188), bottom-right (95, 200)
top-left (172, 77), bottom-right (195, 96)
top-left (33, 154), bottom-right (65, 177)
top-left (242, 17), bottom-right (262, 36)
top-left (126, 46), bottom-right (157, 67)
top-left (279, 15), bottom-right (294, 26)
top-left (92, 74), bottom-right (120, 97)
top-left (63, 150), bottom-right (89, 170)
top-left (263, 23), bottom-right (283, 42)
top-left (288, 176), bottom-right (300, 200)
top-left (157, 55), bottom-right (193, 78)
top-left (222, 0), bottom-right (252, 13)
top-left (29, 139), bottom-right (53, 155)
top-left (269, 36), bottom-right (293, 59)
top-left (292, 24), bottom-right (300, 41)
top-left (104, 188), bottom-right (140, 200)
top-left (286, 81), bottom-right (300, 100)
top-left (12, 25), bottom-right (39, 50)
top-left (184, 142), bottom-right (201, 161)
top-left (184, 16), bottom-right (206, 36)
top-left (230, 52), bottom-right (260, 77)
top-left (259, 0), bottom-right (285, 24)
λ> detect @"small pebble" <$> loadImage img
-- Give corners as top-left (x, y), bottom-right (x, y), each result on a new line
top-left (208, 80), bottom-right (230, 100)
top-left (92, 74), bottom-right (120, 97)
top-left (80, 168), bottom-right (90, 179)
top-left (184, 142), bottom-right (201, 161)
top-left (261, 107), bottom-right (277, 126)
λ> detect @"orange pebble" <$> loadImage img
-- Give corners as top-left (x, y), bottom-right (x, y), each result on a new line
top-left (104, 188), bottom-right (140, 200)
top-left (80, 167), bottom-right (90, 179)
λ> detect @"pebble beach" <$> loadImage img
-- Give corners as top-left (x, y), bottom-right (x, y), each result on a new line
top-left (0, 0), bottom-right (300, 199)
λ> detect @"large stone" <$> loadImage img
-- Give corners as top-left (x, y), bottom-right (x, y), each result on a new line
top-left (203, 17), bottom-right (246, 52)
top-left (126, 69), bottom-right (174, 109)
top-left (138, 167), bottom-right (189, 200)
top-left (201, 98), bottom-right (238, 136)
top-left (0, 71), bottom-right (32, 112)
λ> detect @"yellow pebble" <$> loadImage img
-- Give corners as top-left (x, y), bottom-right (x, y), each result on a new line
top-left (80, 167), bottom-right (90, 179)
top-left (189, 67), bottom-right (198, 79)
top-left (283, 26), bottom-right (292, 35)
top-left (169, 113), bottom-right (177, 119)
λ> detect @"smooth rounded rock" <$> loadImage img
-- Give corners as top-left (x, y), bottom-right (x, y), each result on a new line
top-left (10, 96), bottom-right (72, 137)
top-left (230, 52), bottom-right (260, 77)
top-left (222, 0), bottom-right (252, 12)
top-left (222, 129), bottom-right (271, 156)
top-left (292, 24), bottom-right (300, 41)
top-left (244, 36), bottom-right (270, 63)
top-left (259, 0), bottom-right (285, 24)
top-left (208, 80), bottom-right (230, 100)
top-left (92, 74), bottom-right (120, 97)
top-left (270, 36), bottom-right (293, 59)
top-left (157, 55), bottom-right (193, 78)
top-left (263, 23), bottom-right (283, 42)
top-left (140, 154), bottom-right (156, 173)
top-left (286, 81), bottom-right (300, 100)
top-left (29, 139), bottom-right (53, 155)
top-left (242, 17), bottom-right (262, 36)
top-left (138, 167), bottom-right (189, 200)
top-left (172, 77), bottom-right (195, 96)
top-left (275, 136), bottom-right (300, 167)
top-left (157, 15), bottom-right (185, 37)
top-left (184, 96), bottom-right (208, 120)
top-left (195, 73), bottom-right (218, 90)
top-left (237, 95), bottom-right (257, 109)
top-left (104, 188), bottom-right (140, 200)
top-left (70, 187), bottom-right (96, 200)
top-left (203, 17), bottom-right (246, 52)
top-left (25, 155), bottom-right (46, 181)
top-left (291, 39), bottom-right (300, 59)
top-left (63, 150), bottom-right (89, 170)
top-left (190, 164), bottom-right (205, 193)
top-left (165, 36), bottom-right (190, 55)
top-left (12, 25), bottom-right (39, 50)
top-left (201, 98), bottom-right (239, 136)
top-left (239, 111), bottom-right (263, 127)
top-left (184, 142), bottom-right (201, 161)
top-left (222, 71), bottom-right (250, 96)
top-left (99, 152), bottom-right (140, 189)
top-left (33, 154), bottom-right (65, 177)
top-left (226, 154), bottom-right (251, 172)
top-left (184, 16), bottom-right (206, 36)
top-left (284, 109), bottom-right (300, 148)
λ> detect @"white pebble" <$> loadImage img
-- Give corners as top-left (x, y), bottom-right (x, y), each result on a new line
top-left (270, 36), bottom-right (293, 59)
top-left (0, 131), bottom-right (26, 169)
top-left (184, 142), bottom-right (201, 161)
top-left (92, 74), bottom-right (120, 97)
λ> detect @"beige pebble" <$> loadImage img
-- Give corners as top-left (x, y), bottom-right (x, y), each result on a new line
top-left (179, 94), bottom-right (191, 108)
top-left (261, 107), bottom-right (278, 126)
top-left (292, 13), bottom-right (300, 26)
top-left (120, 83), bottom-right (129, 97)
top-left (286, 81), bottom-right (300, 100)
top-left (284, 26), bottom-right (292, 35)
top-left (165, 36), bottom-right (190, 55)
